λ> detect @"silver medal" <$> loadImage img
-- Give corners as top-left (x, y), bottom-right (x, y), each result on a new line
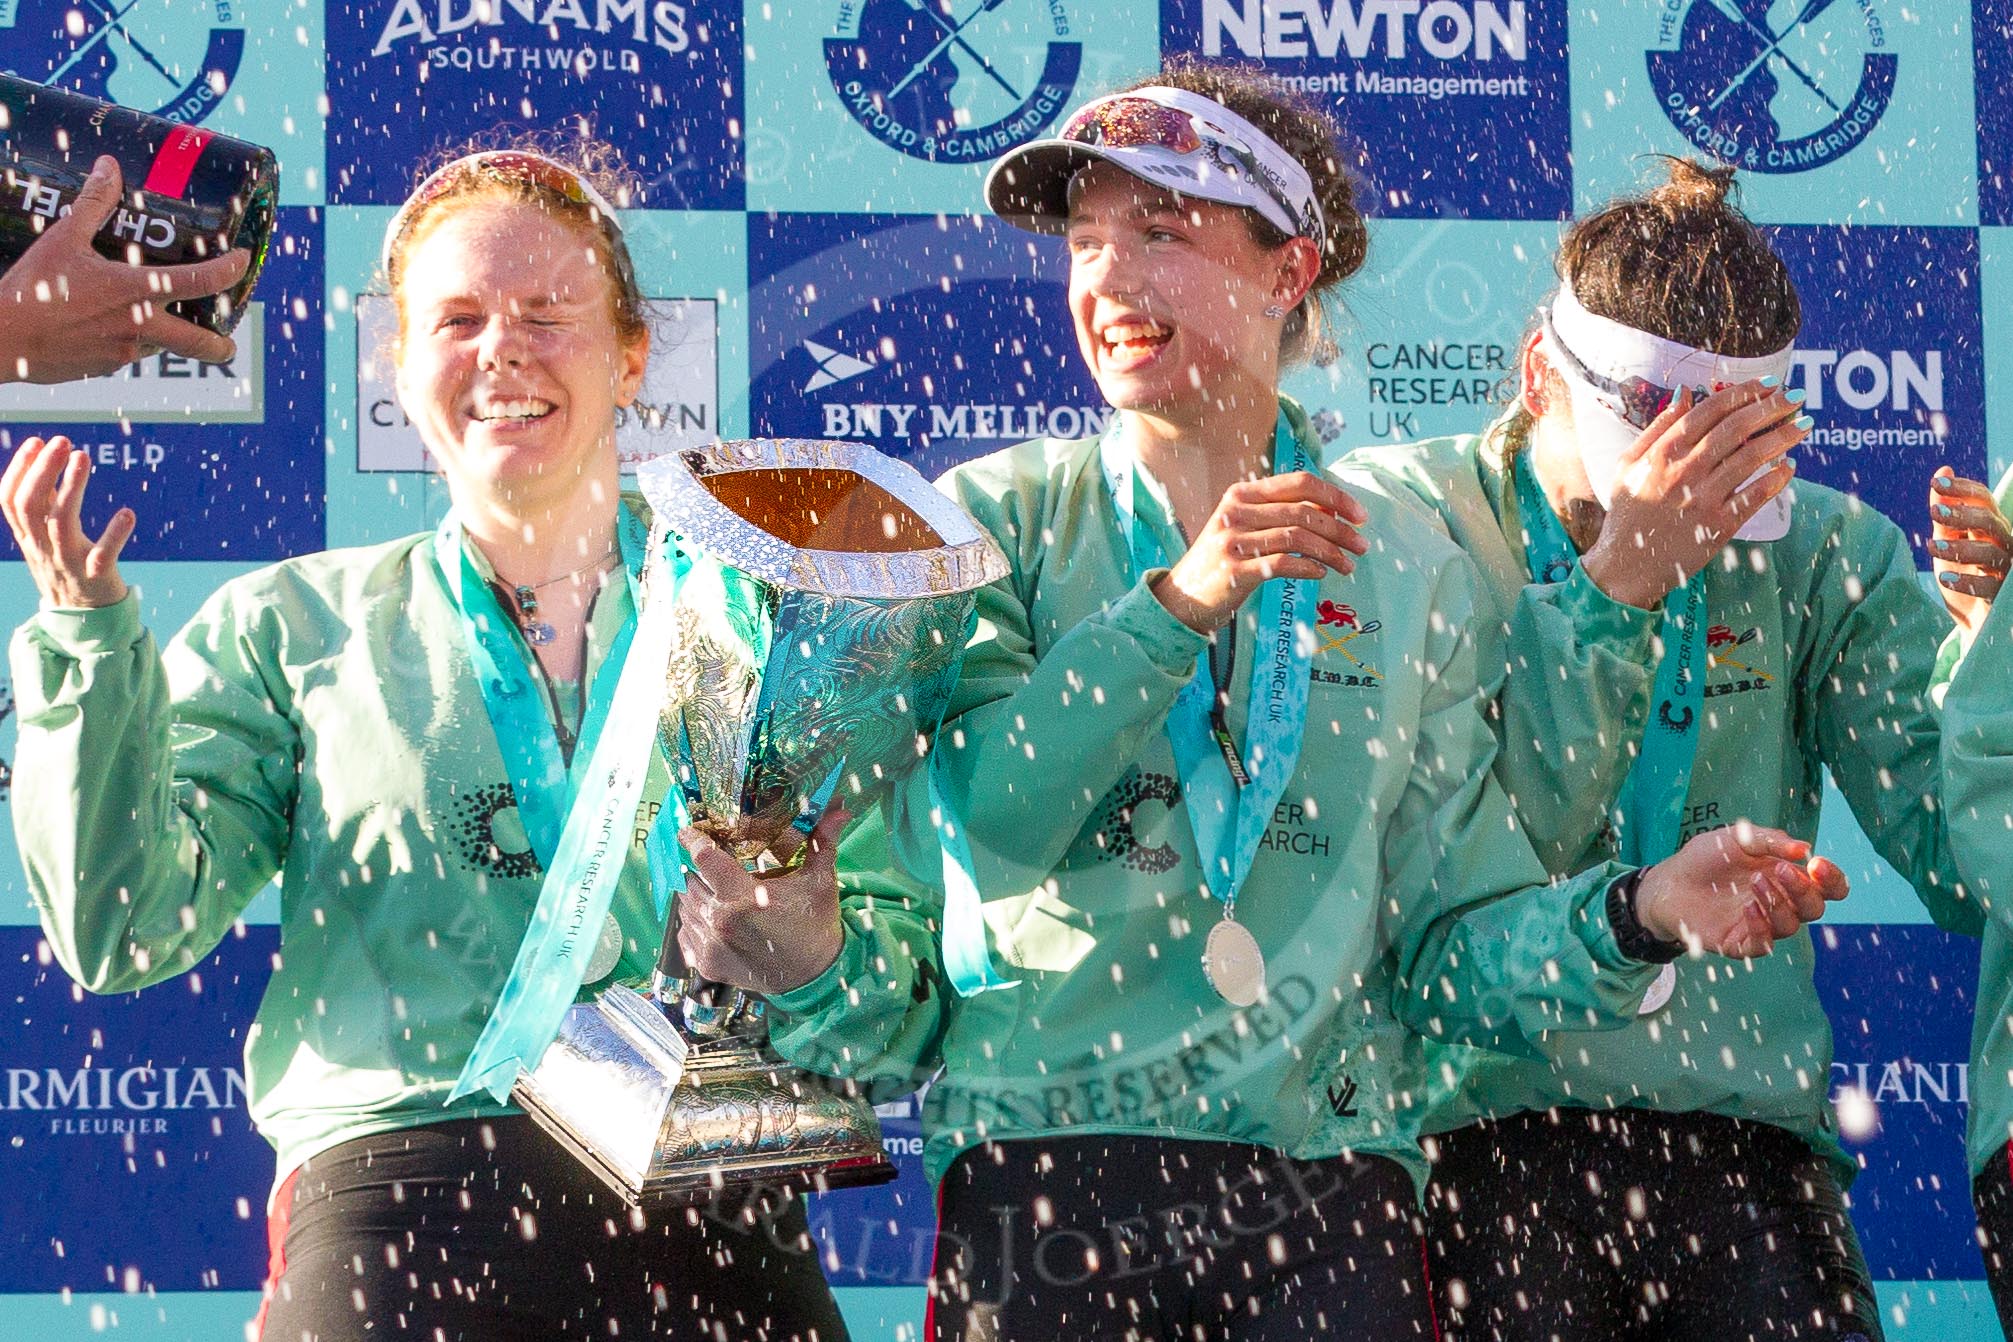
top-left (1636, 962), bottom-right (1676, 1016)
top-left (1203, 916), bottom-right (1266, 1007)
top-left (582, 913), bottom-right (625, 983)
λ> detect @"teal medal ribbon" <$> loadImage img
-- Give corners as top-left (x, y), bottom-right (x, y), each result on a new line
top-left (1110, 412), bottom-right (1315, 906)
top-left (1510, 453), bottom-right (1707, 865)
top-left (934, 409), bottom-right (1316, 999)
top-left (1511, 453), bottom-right (1705, 1011)
top-left (442, 506), bottom-right (690, 1103)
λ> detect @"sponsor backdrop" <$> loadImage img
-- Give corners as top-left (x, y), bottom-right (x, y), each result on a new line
top-left (0, 0), bottom-right (2004, 1336)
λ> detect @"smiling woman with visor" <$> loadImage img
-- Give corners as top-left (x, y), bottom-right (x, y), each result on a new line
top-left (1349, 157), bottom-right (1985, 1342)
top-left (0, 138), bottom-right (851, 1342)
top-left (671, 65), bottom-right (1854, 1342)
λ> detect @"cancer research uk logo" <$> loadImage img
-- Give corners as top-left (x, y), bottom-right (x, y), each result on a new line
top-left (1163, 0), bottom-right (1570, 218)
top-left (328, 1), bottom-right (743, 206)
top-left (1647, 0), bottom-right (1897, 173)
top-left (0, 0), bottom-right (243, 125)
top-left (824, 0), bottom-right (1083, 163)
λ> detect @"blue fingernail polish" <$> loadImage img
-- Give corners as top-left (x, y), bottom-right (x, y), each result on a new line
top-left (1940, 572), bottom-right (1959, 586)
top-left (1759, 375), bottom-right (1781, 388)
top-left (1793, 415), bottom-right (1813, 431)
top-left (1784, 387), bottom-right (1807, 404)
top-left (1933, 538), bottom-right (1951, 550)
top-left (1937, 504), bottom-right (1956, 518)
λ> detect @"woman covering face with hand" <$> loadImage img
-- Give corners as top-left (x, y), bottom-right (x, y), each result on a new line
top-left (1350, 159), bottom-right (1976, 1342)
top-left (672, 65), bottom-right (1846, 1342)
top-left (0, 142), bottom-right (849, 1342)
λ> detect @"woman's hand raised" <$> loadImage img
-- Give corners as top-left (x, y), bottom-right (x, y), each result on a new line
top-left (1, 435), bottom-right (133, 609)
top-left (1929, 468), bottom-right (2010, 638)
top-left (1579, 381), bottom-right (1807, 610)
top-left (1634, 821), bottom-right (1849, 961)
top-left (1150, 471), bottom-right (1370, 635)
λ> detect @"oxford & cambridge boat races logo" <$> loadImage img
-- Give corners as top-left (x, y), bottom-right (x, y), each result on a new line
top-left (0, 0), bottom-right (244, 125)
top-left (1646, 0), bottom-right (1896, 174)
top-left (825, 0), bottom-right (1082, 163)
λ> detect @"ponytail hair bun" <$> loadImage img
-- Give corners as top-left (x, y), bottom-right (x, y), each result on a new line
top-left (1557, 155), bottom-right (1798, 359)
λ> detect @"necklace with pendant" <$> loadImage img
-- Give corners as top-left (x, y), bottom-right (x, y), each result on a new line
top-left (507, 544), bottom-right (617, 646)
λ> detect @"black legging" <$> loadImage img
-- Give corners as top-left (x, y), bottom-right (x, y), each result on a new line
top-left (1425, 1108), bottom-right (1883, 1342)
top-left (926, 1134), bottom-right (1440, 1341)
top-left (258, 1115), bottom-right (850, 1341)
top-left (1972, 1142), bottom-right (2013, 1336)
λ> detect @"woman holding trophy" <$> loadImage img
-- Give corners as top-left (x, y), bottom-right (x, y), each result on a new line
top-left (1349, 162), bottom-right (1984, 1341)
top-left (2, 139), bottom-right (849, 1341)
top-left (675, 62), bottom-right (1851, 1340)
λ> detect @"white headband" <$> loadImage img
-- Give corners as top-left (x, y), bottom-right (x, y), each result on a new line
top-left (1547, 276), bottom-right (1795, 389)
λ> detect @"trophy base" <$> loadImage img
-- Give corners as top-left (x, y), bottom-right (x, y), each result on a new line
top-left (513, 985), bottom-right (897, 1208)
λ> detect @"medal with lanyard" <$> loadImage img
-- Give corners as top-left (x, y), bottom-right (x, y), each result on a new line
top-left (1100, 409), bottom-right (1317, 1007)
top-left (441, 505), bottom-right (694, 1102)
top-left (1512, 454), bottom-right (1707, 1015)
top-left (435, 507), bottom-right (647, 980)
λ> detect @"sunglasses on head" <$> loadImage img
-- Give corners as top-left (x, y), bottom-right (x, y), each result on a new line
top-left (1058, 96), bottom-right (1315, 239)
top-left (382, 151), bottom-right (631, 278)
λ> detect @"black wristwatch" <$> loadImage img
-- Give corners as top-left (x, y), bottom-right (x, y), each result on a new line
top-left (1607, 869), bottom-right (1685, 965)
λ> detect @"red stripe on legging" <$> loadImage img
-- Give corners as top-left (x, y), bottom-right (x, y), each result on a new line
top-left (1420, 1234), bottom-right (1444, 1342)
top-left (923, 1175), bottom-right (949, 1341)
top-left (252, 1166), bottom-right (303, 1340)
top-left (141, 127), bottom-right (215, 198)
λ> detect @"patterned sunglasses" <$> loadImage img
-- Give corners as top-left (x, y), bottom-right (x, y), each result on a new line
top-left (1057, 96), bottom-right (1320, 240)
top-left (1543, 314), bottom-right (1710, 431)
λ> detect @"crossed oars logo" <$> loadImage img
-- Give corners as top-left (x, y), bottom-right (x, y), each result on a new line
top-left (1703, 0), bottom-right (1846, 114)
top-left (49, 0), bottom-right (187, 95)
top-left (1705, 623), bottom-right (1774, 682)
top-left (1316, 600), bottom-right (1382, 680)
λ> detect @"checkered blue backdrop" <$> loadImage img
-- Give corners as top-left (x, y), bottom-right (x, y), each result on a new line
top-left (0, 1), bottom-right (2006, 1337)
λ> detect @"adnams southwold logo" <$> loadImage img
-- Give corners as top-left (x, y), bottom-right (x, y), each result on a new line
top-left (1647, 0), bottom-right (1897, 173)
top-left (354, 295), bottom-right (719, 472)
top-left (329, 1), bottom-right (741, 206)
top-left (0, 0), bottom-right (243, 125)
top-left (824, 0), bottom-right (1083, 163)
top-left (370, 0), bottom-right (696, 60)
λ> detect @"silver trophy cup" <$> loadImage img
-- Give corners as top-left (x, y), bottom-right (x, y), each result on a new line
top-left (514, 439), bottom-right (1008, 1206)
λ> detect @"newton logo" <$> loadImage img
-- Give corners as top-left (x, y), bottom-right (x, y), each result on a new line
top-left (824, 0), bottom-right (1082, 163)
top-left (0, 0), bottom-right (244, 125)
top-left (1647, 0), bottom-right (1896, 174)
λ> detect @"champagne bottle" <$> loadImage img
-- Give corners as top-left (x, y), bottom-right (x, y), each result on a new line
top-left (0, 73), bottom-right (278, 337)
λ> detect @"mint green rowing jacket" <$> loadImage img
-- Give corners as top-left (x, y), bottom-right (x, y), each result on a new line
top-left (769, 401), bottom-right (1666, 1189)
top-left (1931, 466), bottom-right (2013, 1178)
top-left (11, 506), bottom-right (677, 1186)
top-left (1346, 419), bottom-right (1978, 1182)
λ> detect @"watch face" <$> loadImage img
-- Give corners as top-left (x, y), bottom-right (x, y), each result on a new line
top-left (1637, 962), bottom-right (1677, 1016)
